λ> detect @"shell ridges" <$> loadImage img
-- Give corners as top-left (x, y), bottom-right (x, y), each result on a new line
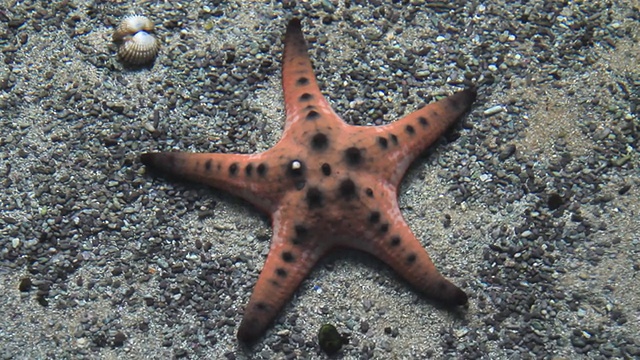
top-left (113, 15), bottom-right (159, 65)
top-left (118, 31), bottom-right (160, 65)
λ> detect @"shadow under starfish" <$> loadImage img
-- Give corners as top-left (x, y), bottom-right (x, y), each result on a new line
top-left (141, 18), bottom-right (476, 344)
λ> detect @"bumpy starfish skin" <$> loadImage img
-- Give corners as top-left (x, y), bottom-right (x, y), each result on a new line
top-left (141, 18), bottom-right (476, 343)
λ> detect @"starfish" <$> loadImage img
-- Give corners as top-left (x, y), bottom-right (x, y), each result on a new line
top-left (141, 18), bottom-right (476, 343)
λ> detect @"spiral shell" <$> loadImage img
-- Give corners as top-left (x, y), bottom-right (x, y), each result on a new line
top-left (113, 15), bottom-right (159, 65)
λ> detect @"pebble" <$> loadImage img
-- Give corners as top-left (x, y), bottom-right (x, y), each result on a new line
top-left (483, 105), bottom-right (505, 116)
top-left (360, 321), bottom-right (370, 334)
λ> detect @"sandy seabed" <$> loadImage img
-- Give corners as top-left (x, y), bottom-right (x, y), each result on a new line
top-left (0, 1), bottom-right (638, 359)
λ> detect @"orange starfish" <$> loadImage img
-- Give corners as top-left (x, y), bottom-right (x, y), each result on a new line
top-left (141, 18), bottom-right (476, 343)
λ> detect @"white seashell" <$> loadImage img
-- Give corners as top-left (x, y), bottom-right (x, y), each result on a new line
top-left (118, 31), bottom-right (160, 65)
top-left (113, 15), bottom-right (159, 65)
top-left (113, 15), bottom-right (154, 42)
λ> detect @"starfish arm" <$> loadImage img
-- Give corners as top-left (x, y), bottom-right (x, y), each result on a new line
top-left (347, 180), bottom-right (467, 306)
top-left (371, 88), bottom-right (477, 185)
top-left (237, 204), bottom-right (328, 343)
top-left (369, 220), bottom-right (468, 306)
top-left (281, 19), bottom-right (343, 134)
top-left (141, 152), bottom-right (286, 212)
